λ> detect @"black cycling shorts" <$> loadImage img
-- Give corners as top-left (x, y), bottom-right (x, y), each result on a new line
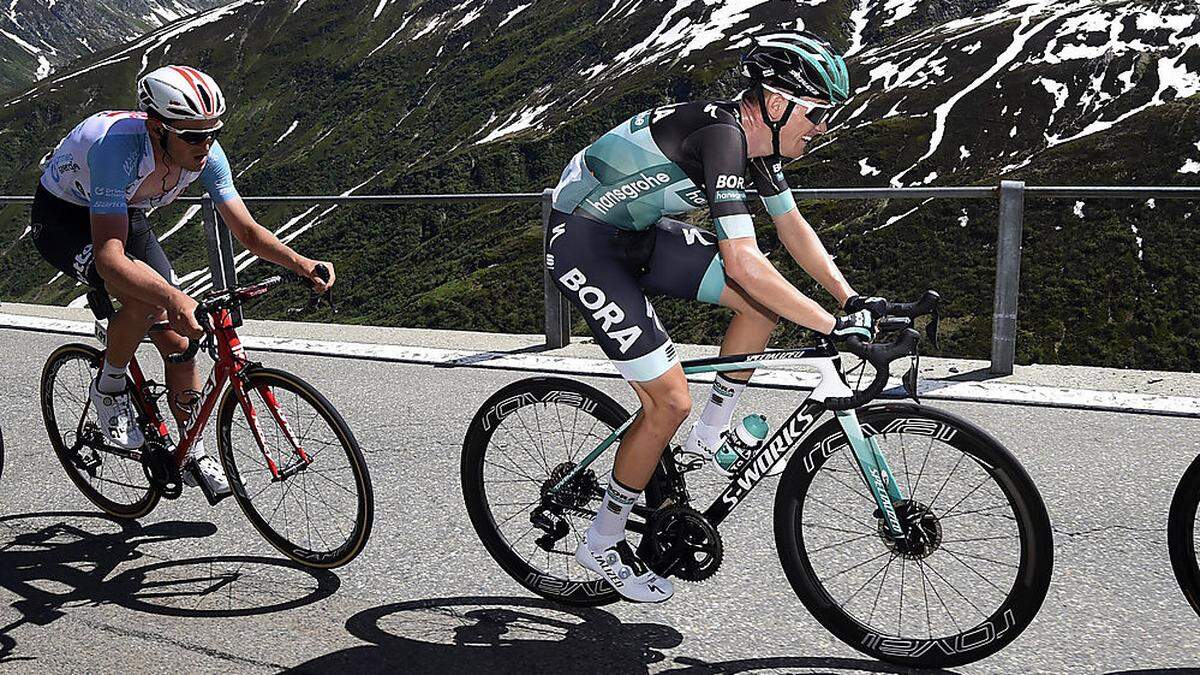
top-left (30, 183), bottom-right (177, 291)
top-left (545, 208), bottom-right (728, 381)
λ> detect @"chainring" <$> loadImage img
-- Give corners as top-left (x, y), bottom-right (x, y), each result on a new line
top-left (140, 440), bottom-right (182, 499)
top-left (644, 505), bottom-right (723, 582)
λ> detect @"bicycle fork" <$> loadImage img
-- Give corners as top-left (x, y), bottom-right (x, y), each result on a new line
top-left (835, 410), bottom-right (906, 539)
top-left (231, 377), bottom-right (312, 481)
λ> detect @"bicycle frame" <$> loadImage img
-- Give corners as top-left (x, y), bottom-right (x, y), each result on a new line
top-left (103, 309), bottom-right (309, 480)
top-left (547, 344), bottom-right (909, 539)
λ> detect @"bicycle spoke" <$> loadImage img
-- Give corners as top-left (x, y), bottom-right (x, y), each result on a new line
top-left (940, 547), bottom-right (1010, 595)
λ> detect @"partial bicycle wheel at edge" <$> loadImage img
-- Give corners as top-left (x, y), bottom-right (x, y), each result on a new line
top-left (216, 367), bottom-right (373, 569)
top-left (774, 402), bottom-right (1053, 668)
top-left (1168, 453), bottom-right (1200, 618)
top-left (461, 377), bottom-right (665, 607)
top-left (40, 343), bottom-right (159, 518)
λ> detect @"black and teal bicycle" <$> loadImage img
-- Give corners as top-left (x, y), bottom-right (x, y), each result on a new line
top-left (461, 291), bottom-right (1053, 668)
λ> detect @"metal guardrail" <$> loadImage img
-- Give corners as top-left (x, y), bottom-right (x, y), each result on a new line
top-left (4, 183), bottom-right (1197, 374)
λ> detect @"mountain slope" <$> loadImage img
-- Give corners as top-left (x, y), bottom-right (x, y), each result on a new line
top-left (0, 0), bottom-right (228, 93)
top-left (0, 0), bottom-right (1197, 370)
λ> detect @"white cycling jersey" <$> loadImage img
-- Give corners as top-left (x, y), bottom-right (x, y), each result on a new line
top-left (39, 110), bottom-right (238, 214)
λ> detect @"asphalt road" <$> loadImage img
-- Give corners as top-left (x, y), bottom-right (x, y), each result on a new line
top-left (1, 327), bottom-right (1198, 674)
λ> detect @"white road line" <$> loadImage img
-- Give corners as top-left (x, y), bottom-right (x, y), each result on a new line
top-left (2, 312), bottom-right (1197, 418)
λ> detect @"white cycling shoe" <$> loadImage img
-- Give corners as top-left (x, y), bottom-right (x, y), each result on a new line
top-left (89, 379), bottom-right (144, 450)
top-left (575, 532), bottom-right (673, 603)
top-left (183, 442), bottom-right (232, 504)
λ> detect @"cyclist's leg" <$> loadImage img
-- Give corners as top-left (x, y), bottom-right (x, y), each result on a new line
top-left (549, 211), bottom-right (681, 600)
top-left (547, 210), bottom-right (691, 490)
top-left (122, 211), bottom-right (200, 429)
top-left (641, 218), bottom-right (779, 371)
top-left (30, 187), bottom-right (149, 368)
top-left (640, 218), bottom-right (778, 445)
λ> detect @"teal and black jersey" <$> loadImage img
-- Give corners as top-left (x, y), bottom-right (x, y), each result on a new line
top-left (551, 100), bottom-right (796, 240)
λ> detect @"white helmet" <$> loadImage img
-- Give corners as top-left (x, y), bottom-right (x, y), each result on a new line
top-left (137, 65), bottom-right (226, 121)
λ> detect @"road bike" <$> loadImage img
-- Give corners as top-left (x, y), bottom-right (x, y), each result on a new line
top-left (461, 291), bottom-right (1053, 668)
top-left (1168, 452), bottom-right (1200, 618)
top-left (39, 267), bottom-right (373, 569)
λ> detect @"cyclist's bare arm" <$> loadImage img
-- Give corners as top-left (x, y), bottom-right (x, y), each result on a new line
top-left (772, 209), bottom-right (855, 306)
top-left (218, 197), bottom-right (335, 292)
top-left (718, 236), bottom-right (836, 334)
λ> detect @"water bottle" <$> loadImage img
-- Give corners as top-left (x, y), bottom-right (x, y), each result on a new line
top-left (712, 414), bottom-right (769, 476)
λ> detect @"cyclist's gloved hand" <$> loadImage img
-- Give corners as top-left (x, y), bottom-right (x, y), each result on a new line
top-left (844, 294), bottom-right (888, 321)
top-left (829, 309), bottom-right (875, 342)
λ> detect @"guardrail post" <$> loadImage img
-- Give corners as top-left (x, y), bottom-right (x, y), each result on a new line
top-left (201, 196), bottom-right (242, 326)
top-left (990, 180), bottom-right (1025, 375)
top-left (542, 188), bottom-right (570, 349)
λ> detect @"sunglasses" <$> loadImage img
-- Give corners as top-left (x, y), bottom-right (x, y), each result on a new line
top-left (161, 120), bottom-right (224, 145)
top-left (763, 84), bottom-right (832, 125)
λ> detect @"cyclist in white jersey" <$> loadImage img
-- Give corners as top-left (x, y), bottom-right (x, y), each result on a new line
top-left (31, 66), bottom-right (335, 499)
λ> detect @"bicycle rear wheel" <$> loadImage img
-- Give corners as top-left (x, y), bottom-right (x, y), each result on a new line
top-left (40, 343), bottom-right (159, 518)
top-left (216, 367), bottom-right (373, 569)
top-left (1168, 453), bottom-right (1200, 618)
top-left (461, 377), bottom-right (666, 607)
top-left (774, 403), bottom-right (1053, 668)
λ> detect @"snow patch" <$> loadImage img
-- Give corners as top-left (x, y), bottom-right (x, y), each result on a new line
top-left (475, 102), bottom-right (554, 144)
top-left (497, 3), bottom-right (532, 30)
top-left (367, 13), bottom-right (414, 58)
top-left (1073, 201), bottom-right (1084, 218)
top-left (1179, 159), bottom-right (1200, 174)
top-left (858, 158), bottom-right (880, 176)
top-left (275, 120), bottom-right (300, 144)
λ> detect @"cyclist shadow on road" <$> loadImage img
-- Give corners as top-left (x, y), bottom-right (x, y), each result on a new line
top-left (286, 595), bottom-right (962, 675)
top-left (0, 510), bottom-right (339, 664)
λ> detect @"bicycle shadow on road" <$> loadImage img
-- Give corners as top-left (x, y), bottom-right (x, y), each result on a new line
top-left (284, 595), bottom-right (961, 675)
top-left (0, 510), bottom-right (339, 664)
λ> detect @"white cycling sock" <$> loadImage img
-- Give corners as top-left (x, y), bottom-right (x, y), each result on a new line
top-left (96, 359), bottom-right (127, 394)
top-left (698, 373), bottom-right (747, 430)
top-left (587, 472), bottom-right (641, 549)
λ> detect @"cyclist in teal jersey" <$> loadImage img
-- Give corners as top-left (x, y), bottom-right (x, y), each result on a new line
top-left (31, 66), bottom-right (335, 499)
top-left (548, 32), bottom-right (886, 602)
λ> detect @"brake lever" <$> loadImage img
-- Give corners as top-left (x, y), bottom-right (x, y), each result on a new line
top-left (903, 352), bottom-right (920, 404)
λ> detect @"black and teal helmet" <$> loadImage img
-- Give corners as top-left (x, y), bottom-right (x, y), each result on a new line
top-left (739, 31), bottom-right (850, 156)
top-left (740, 31), bottom-right (851, 104)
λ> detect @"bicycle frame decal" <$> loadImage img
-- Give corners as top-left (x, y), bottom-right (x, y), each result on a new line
top-left (837, 410), bottom-right (905, 537)
top-left (705, 399), bottom-right (824, 523)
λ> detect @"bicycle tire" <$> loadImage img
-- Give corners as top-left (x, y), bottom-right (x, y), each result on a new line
top-left (774, 402), bottom-right (1053, 668)
top-left (461, 377), bottom-right (666, 607)
top-left (1168, 453), bottom-right (1200, 618)
top-left (215, 367), bottom-right (373, 569)
top-left (40, 343), bottom-right (159, 519)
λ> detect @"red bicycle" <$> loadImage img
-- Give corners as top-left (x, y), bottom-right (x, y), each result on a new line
top-left (39, 268), bottom-right (373, 569)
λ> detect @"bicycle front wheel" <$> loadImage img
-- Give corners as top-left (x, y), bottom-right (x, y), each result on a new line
top-left (774, 403), bottom-right (1053, 668)
top-left (216, 367), bottom-right (373, 568)
top-left (1168, 453), bottom-right (1200, 618)
top-left (40, 343), bottom-right (159, 518)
